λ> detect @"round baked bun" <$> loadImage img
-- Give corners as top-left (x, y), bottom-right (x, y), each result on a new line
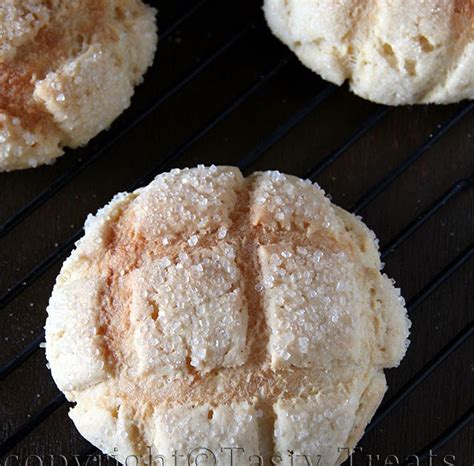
top-left (0, 0), bottom-right (157, 172)
top-left (45, 166), bottom-right (410, 465)
top-left (264, 0), bottom-right (474, 105)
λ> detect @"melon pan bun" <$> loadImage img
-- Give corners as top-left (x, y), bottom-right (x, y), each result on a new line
top-left (0, 0), bottom-right (157, 172)
top-left (264, 0), bottom-right (474, 105)
top-left (45, 166), bottom-right (410, 465)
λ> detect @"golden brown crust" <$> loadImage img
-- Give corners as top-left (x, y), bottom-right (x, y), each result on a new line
top-left (99, 177), bottom-right (357, 408)
top-left (1, 1), bottom-right (105, 130)
top-left (453, 0), bottom-right (474, 45)
top-left (0, 0), bottom-right (157, 171)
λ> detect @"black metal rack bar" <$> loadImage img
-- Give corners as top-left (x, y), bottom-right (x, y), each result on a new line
top-left (305, 106), bottom-right (391, 181)
top-left (381, 177), bottom-right (473, 260)
top-left (399, 408), bottom-right (473, 466)
top-left (366, 323), bottom-right (473, 435)
top-left (352, 102), bottom-right (474, 215)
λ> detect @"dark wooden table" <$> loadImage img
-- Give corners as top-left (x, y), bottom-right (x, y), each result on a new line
top-left (0, 1), bottom-right (472, 464)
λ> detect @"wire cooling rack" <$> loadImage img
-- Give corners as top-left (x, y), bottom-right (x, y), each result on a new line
top-left (0, 0), bottom-right (472, 464)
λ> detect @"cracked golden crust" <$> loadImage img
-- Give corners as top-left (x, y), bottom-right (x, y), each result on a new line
top-left (264, 0), bottom-right (474, 105)
top-left (0, 0), bottom-right (157, 171)
top-left (46, 166), bottom-right (410, 465)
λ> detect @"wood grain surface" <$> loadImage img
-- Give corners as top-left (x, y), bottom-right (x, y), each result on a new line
top-left (0, 1), bottom-right (472, 465)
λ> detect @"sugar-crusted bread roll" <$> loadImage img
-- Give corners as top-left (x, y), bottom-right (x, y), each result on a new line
top-left (0, 0), bottom-right (157, 172)
top-left (264, 0), bottom-right (474, 105)
top-left (45, 166), bottom-right (410, 466)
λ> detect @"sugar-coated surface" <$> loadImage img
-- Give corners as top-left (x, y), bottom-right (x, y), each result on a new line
top-left (45, 166), bottom-right (411, 465)
top-left (259, 244), bottom-right (361, 369)
top-left (130, 243), bottom-right (248, 375)
top-left (132, 166), bottom-right (243, 240)
top-left (263, 0), bottom-right (474, 105)
top-left (0, 0), bottom-right (157, 171)
top-left (274, 388), bottom-right (359, 466)
top-left (153, 402), bottom-right (260, 461)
